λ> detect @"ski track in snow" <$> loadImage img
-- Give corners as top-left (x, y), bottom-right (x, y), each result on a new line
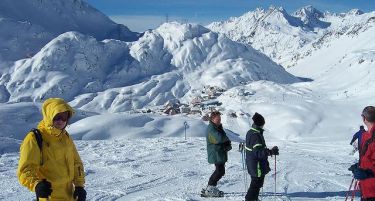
top-left (0, 138), bottom-right (357, 201)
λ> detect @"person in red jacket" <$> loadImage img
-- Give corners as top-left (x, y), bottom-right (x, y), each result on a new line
top-left (349, 106), bottom-right (375, 201)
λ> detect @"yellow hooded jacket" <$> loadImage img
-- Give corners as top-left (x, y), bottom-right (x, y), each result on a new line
top-left (17, 98), bottom-right (85, 201)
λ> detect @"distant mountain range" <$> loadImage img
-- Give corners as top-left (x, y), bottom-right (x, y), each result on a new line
top-left (208, 5), bottom-right (375, 67)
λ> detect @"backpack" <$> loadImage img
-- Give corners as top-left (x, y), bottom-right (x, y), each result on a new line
top-left (360, 129), bottom-right (375, 157)
top-left (31, 128), bottom-right (43, 165)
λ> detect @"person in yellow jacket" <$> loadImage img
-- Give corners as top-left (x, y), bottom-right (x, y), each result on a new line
top-left (17, 98), bottom-right (86, 201)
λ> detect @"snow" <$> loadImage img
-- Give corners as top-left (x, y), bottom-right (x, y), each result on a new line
top-left (68, 113), bottom-right (207, 140)
top-left (2, 22), bottom-right (298, 112)
top-left (0, 0), bottom-right (138, 66)
top-left (0, 133), bottom-right (357, 200)
top-left (0, 1), bottom-right (374, 201)
top-left (207, 6), bottom-right (375, 68)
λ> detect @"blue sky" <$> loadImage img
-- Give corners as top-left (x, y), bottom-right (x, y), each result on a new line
top-left (86, 0), bottom-right (375, 32)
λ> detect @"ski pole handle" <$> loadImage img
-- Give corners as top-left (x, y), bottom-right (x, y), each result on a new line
top-left (239, 143), bottom-right (244, 152)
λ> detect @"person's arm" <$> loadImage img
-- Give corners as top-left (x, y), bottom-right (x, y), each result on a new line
top-left (17, 132), bottom-right (42, 191)
top-left (350, 132), bottom-right (360, 145)
top-left (71, 140), bottom-right (85, 187)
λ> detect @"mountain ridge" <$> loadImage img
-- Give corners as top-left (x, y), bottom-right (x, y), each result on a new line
top-left (207, 5), bottom-right (375, 67)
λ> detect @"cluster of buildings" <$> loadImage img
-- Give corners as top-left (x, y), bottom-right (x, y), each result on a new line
top-left (162, 86), bottom-right (225, 117)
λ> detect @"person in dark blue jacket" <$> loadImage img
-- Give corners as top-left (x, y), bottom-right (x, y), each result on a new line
top-left (245, 112), bottom-right (279, 201)
top-left (350, 125), bottom-right (366, 152)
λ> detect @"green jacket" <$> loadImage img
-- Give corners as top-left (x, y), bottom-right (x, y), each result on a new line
top-left (206, 121), bottom-right (231, 164)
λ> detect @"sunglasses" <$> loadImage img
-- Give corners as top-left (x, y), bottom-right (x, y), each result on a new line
top-left (53, 113), bottom-right (69, 122)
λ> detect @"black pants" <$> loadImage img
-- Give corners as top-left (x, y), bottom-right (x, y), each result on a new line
top-left (362, 198), bottom-right (375, 201)
top-left (208, 164), bottom-right (225, 186)
top-left (245, 176), bottom-right (265, 201)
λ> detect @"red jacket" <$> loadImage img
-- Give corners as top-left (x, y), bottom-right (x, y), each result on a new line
top-left (359, 125), bottom-right (375, 198)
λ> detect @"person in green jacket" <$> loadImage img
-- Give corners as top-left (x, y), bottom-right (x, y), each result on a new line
top-left (202, 111), bottom-right (232, 197)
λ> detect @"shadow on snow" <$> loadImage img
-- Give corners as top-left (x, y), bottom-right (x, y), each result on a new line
top-left (225, 191), bottom-right (359, 199)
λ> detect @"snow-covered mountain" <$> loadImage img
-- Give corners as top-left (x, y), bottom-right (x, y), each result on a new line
top-left (1, 22), bottom-right (299, 111)
top-left (207, 6), bottom-right (375, 67)
top-left (293, 5), bottom-right (330, 29)
top-left (0, 0), bottom-right (138, 67)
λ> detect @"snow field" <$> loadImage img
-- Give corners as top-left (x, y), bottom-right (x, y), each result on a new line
top-left (0, 137), bottom-right (357, 201)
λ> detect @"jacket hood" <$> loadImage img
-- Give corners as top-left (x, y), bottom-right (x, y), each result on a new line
top-left (40, 98), bottom-right (75, 128)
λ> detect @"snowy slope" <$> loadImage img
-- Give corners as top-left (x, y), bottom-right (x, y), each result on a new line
top-left (0, 102), bottom-right (359, 201)
top-left (0, 137), bottom-right (356, 201)
top-left (0, 0), bottom-right (138, 66)
top-left (289, 25), bottom-right (375, 100)
top-left (1, 22), bottom-right (299, 111)
top-left (207, 6), bottom-right (375, 68)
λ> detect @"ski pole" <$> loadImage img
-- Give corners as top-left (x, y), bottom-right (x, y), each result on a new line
top-left (351, 180), bottom-right (358, 201)
top-left (241, 149), bottom-right (247, 193)
top-left (345, 178), bottom-right (354, 201)
top-left (184, 121), bottom-right (188, 140)
top-left (244, 151), bottom-right (248, 190)
top-left (274, 155), bottom-right (277, 197)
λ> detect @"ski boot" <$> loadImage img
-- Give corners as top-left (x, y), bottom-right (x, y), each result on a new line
top-left (201, 185), bottom-right (224, 197)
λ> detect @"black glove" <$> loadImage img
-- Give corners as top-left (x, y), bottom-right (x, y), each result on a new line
top-left (74, 186), bottom-right (87, 201)
top-left (268, 146), bottom-right (279, 156)
top-left (223, 141), bottom-right (232, 152)
top-left (239, 143), bottom-right (244, 152)
top-left (349, 163), bottom-right (374, 180)
top-left (348, 163), bottom-right (358, 171)
top-left (35, 179), bottom-right (52, 198)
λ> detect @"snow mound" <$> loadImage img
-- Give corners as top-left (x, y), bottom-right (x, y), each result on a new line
top-left (68, 113), bottom-right (207, 140)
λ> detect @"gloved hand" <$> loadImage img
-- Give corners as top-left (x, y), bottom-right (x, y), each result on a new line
top-left (238, 143), bottom-right (244, 152)
top-left (223, 141), bottom-right (232, 152)
top-left (349, 163), bottom-right (374, 180)
top-left (35, 179), bottom-right (52, 198)
top-left (74, 186), bottom-right (87, 201)
top-left (348, 163), bottom-right (358, 171)
top-left (268, 146), bottom-right (279, 156)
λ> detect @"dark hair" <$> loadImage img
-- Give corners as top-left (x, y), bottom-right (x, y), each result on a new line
top-left (362, 106), bottom-right (375, 123)
top-left (210, 111), bottom-right (221, 120)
